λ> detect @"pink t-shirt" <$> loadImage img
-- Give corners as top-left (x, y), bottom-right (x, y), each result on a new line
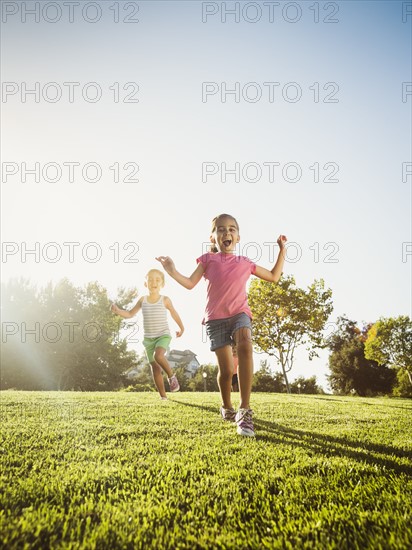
top-left (196, 252), bottom-right (256, 323)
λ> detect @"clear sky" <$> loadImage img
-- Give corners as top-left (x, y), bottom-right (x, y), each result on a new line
top-left (1, 0), bottom-right (411, 390)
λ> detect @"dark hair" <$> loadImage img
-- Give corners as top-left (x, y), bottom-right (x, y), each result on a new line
top-left (209, 214), bottom-right (239, 253)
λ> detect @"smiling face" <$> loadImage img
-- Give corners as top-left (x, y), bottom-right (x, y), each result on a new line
top-left (145, 269), bottom-right (165, 294)
top-left (210, 215), bottom-right (240, 254)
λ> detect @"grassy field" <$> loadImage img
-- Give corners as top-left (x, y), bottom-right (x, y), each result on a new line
top-left (0, 391), bottom-right (411, 549)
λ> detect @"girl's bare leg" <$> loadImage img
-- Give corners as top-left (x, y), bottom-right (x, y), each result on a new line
top-left (153, 347), bottom-right (173, 378)
top-left (233, 327), bottom-right (253, 409)
top-left (214, 345), bottom-right (234, 409)
top-left (150, 361), bottom-right (167, 398)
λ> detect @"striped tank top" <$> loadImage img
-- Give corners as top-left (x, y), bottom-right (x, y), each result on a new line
top-left (142, 296), bottom-right (170, 338)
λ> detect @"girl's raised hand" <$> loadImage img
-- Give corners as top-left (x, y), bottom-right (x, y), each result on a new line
top-left (156, 256), bottom-right (175, 275)
top-left (277, 235), bottom-right (287, 248)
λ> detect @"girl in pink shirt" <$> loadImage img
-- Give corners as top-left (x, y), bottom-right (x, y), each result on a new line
top-left (157, 213), bottom-right (286, 437)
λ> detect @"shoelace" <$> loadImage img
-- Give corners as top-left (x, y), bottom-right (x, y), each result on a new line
top-left (221, 407), bottom-right (236, 419)
top-left (237, 409), bottom-right (253, 428)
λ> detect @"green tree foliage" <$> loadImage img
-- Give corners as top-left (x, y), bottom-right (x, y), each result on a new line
top-left (248, 276), bottom-right (333, 393)
top-left (1, 278), bottom-right (139, 390)
top-left (364, 316), bottom-right (412, 387)
top-left (173, 365), bottom-right (191, 392)
top-left (392, 368), bottom-right (412, 398)
top-left (327, 316), bottom-right (396, 396)
top-left (252, 360), bottom-right (286, 393)
top-left (1, 279), bottom-right (45, 389)
top-left (290, 375), bottom-right (323, 395)
top-left (187, 364), bottom-right (219, 392)
top-left (123, 357), bottom-right (155, 392)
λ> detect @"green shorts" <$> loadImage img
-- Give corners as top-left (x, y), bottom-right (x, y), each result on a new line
top-left (143, 335), bottom-right (172, 363)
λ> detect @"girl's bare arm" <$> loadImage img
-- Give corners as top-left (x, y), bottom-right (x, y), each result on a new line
top-left (156, 257), bottom-right (204, 290)
top-left (254, 235), bottom-right (287, 283)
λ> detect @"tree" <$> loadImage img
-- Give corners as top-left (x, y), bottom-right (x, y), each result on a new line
top-left (252, 360), bottom-right (286, 393)
top-left (392, 368), bottom-right (412, 398)
top-left (248, 276), bottom-right (333, 393)
top-left (327, 316), bottom-right (396, 396)
top-left (124, 357), bottom-right (157, 392)
top-left (290, 375), bottom-right (323, 395)
top-left (41, 279), bottom-right (139, 390)
top-left (1, 278), bottom-right (46, 389)
top-left (364, 316), bottom-right (412, 387)
top-left (187, 364), bottom-right (219, 392)
top-left (1, 278), bottom-right (139, 390)
top-left (173, 365), bottom-right (191, 391)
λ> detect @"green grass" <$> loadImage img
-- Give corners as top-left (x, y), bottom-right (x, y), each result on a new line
top-left (0, 392), bottom-right (411, 549)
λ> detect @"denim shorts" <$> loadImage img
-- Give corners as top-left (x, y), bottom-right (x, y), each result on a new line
top-left (205, 312), bottom-right (252, 351)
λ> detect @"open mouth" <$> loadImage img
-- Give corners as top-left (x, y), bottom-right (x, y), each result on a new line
top-left (223, 240), bottom-right (232, 247)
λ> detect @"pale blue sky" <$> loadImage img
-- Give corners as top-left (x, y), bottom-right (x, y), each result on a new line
top-left (1, 1), bottom-right (411, 389)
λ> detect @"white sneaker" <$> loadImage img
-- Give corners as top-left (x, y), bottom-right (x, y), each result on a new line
top-left (220, 406), bottom-right (236, 422)
top-left (235, 408), bottom-right (255, 437)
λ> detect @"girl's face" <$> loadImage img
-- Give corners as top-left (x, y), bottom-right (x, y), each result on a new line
top-left (145, 272), bottom-right (164, 293)
top-left (211, 215), bottom-right (240, 254)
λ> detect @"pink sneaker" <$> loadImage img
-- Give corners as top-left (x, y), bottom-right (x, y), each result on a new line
top-left (168, 374), bottom-right (180, 392)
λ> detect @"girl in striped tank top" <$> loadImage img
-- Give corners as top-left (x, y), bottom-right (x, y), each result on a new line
top-left (111, 269), bottom-right (184, 398)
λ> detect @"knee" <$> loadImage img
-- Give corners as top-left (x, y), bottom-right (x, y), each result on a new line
top-left (236, 337), bottom-right (253, 358)
top-left (153, 348), bottom-right (165, 363)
